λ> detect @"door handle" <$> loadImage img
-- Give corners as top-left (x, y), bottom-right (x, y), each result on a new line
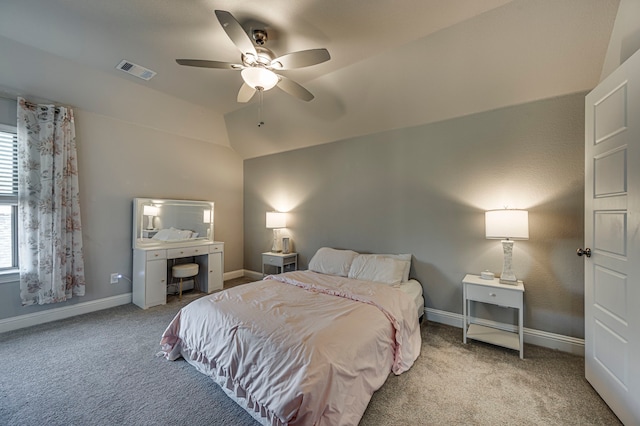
top-left (577, 248), bottom-right (592, 258)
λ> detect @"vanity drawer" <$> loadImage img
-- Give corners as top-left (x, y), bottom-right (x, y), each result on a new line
top-left (167, 246), bottom-right (208, 259)
top-left (465, 283), bottom-right (521, 308)
top-left (146, 250), bottom-right (167, 261)
top-left (210, 243), bottom-right (224, 253)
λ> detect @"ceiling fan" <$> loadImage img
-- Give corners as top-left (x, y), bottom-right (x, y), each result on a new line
top-left (176, 10), bottom-right (331, 103)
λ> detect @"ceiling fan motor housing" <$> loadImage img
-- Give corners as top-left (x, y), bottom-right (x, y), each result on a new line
top-left (242, 46), bottom-right (275, 67)
top-left (252, 29), bottom-right (267, 46)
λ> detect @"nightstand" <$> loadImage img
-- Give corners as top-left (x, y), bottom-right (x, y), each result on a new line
top-left (462, 274), bottom-right (525, 358)
top-left (262, 252), bottom-right (298, 276)
top-left (142, 229), bottom-right (159, 238)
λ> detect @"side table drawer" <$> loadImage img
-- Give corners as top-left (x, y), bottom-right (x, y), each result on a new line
top-left (263, 255), bottom-right (283, 267)
top-left (466, 283), bottom-right (520, 308)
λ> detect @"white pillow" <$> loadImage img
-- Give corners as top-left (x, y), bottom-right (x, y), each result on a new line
top-left (308, 247), bottom-right (359, 277)
top-left (152, 227), bottom-right (193, 241)
top-left (378, 253), bottom-right (412, 282)
top-left (348, 254), bottom-right (407, 286)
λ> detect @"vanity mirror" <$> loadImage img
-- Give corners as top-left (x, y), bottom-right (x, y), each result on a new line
top-left (133, 198), bottom-right (214, 248)
top-left (132, 197), bottom-right (223, 309)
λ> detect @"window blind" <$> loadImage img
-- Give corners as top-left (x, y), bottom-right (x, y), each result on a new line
top-left (0, 129), bottom-right (18, 203)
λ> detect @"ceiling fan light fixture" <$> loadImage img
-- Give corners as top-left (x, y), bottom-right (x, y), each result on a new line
top-left (243, 53), bottom-right (257, 65)
top-left (241, 67), bottom-right (279, 91)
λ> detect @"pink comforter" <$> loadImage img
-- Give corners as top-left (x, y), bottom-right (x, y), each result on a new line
top-left (159, 270), bottom-right (421, 425)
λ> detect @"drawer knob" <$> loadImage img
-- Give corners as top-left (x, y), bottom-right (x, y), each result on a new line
top-left (489, 293), bottom-right (496, 297)
top-left (154, 254), bottom-right (159, 257)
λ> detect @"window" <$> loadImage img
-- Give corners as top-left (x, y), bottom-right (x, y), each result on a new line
top-left (0, 124), bottom-right (18, 270)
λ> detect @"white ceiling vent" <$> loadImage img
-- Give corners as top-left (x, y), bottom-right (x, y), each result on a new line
top-left (116, 60), bottom-right (156, 81)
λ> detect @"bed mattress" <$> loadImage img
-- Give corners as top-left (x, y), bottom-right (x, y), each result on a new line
top-left (399, 279), bottom-right (424, 318)
top-left (160, 270), bottom-right (422, 425)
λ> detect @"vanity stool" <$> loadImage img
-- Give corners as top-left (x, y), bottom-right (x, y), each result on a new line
top-left (171, 263), bottom-right (199, 300)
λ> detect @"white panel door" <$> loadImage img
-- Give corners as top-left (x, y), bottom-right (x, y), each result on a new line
top-left (584, 48), bottom-right (640, 425)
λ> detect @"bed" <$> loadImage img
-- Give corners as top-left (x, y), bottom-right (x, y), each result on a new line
top-left (159, 247), bottom-right (423, 425)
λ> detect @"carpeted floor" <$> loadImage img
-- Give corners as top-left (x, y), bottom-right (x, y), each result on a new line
top-left (0, 278), bottom-right (621, 425)
top-left (361, 321), bottom-right (620, 425)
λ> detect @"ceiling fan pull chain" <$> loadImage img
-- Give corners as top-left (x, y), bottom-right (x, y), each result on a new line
top-left (258, 88), bottom-right (265, 127)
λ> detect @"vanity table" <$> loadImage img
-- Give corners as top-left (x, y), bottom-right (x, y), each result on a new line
top-left (131, 198), bottom-right (224, 309)
top-left (132, 240), bottom-right (223, 309)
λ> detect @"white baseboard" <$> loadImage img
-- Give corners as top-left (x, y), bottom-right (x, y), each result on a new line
top-left (2, 282), bottom-right (583, 357)
top-left (243, 269), bottom-right (264, 281)
top-left (0, 293), bottom-right (132, 334)
top-left (425, 308), bottom-right (461, 328)
top-left (425, 308), bottom-right (585, 356)
top-left (223, 269), bottom-right (245, 281)
top-left (228, 275), bottom-right (586, 356)
top-left (1, 270), bottom-right (251, 334)
top-left (522, 326), bottom-right (585, 356)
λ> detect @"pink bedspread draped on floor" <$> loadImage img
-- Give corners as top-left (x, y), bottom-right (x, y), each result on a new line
top-left (160, 270), bottom-right (421, 425)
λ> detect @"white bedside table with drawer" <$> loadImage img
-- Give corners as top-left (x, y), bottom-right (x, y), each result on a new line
top-left (262, 252), bottom-right (298, 276)
top-left (462, 273), bottom-right (525, 358)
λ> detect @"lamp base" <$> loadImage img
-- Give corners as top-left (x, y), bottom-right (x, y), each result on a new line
top-left (500, 239), bottom-right (518, 284)
top-left (271, 229), bottom-right (281, 253)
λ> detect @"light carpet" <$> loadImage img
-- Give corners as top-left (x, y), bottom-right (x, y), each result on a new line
top-left (0, 286), bottom-right (621, 425)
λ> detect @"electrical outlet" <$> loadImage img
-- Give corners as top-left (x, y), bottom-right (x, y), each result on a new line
top-left (110, 273), bottom-right (119, 284)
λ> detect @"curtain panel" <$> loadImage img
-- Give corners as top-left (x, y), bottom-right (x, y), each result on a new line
top-left (17, 97), bottom-right (85, 306)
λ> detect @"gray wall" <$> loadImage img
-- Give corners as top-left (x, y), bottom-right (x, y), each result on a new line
top-left (0, 97), bottom-right (244, 321)
top-left (245, 92), bottom-right (586, 339)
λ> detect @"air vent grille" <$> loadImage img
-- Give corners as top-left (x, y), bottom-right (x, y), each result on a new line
top-left (116, 60), bottom-right (156, 81)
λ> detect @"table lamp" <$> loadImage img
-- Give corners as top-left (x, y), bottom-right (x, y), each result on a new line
top-left (143, 205), bottom-right (159, 230)
top-left (485, 209), bottom-right (529, 284)
top-left (203, 209), bottom-right (213, 239)
top-left (266, 211), bottom-right (287, 252)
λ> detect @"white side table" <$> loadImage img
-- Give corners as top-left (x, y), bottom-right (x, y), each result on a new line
top-left (462, 273), bottom-right (525, 359)
top-left (262, 252), bottom-right (298, 276)
top-left (141, 229), bottom-right (159, 238)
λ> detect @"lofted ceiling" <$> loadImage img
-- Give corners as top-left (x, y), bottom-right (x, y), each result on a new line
top-left (0, 0), bottom-right (620, 158)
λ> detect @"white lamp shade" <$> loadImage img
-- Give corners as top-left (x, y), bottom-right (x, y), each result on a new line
top-left (143, 205), bottom-right (159, 216)
top-left (485, 210), bottom-right (529, 240)
top-left (266, 211), bottom-right (287, 229)
top-left (241, 67), bottom-right (279, 90)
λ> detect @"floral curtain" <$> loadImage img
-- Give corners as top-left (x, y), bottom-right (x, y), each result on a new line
top-left (17, 97), bottom-right (85, 306)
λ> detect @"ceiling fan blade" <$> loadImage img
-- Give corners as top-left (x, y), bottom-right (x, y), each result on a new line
top-left (214, 10), bottom-right (257, 57)
top-left (270, 48), bottom-right (330, 70)
top-left (237, 83), bottom-right (256, 103)
top-left (176, 59), bottom-right (242, 70)
top-left (276, 76), bottom-right (314, 102)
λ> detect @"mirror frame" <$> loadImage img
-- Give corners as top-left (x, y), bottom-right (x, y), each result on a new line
top-left (132, 198), bottom-right (214, 248)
